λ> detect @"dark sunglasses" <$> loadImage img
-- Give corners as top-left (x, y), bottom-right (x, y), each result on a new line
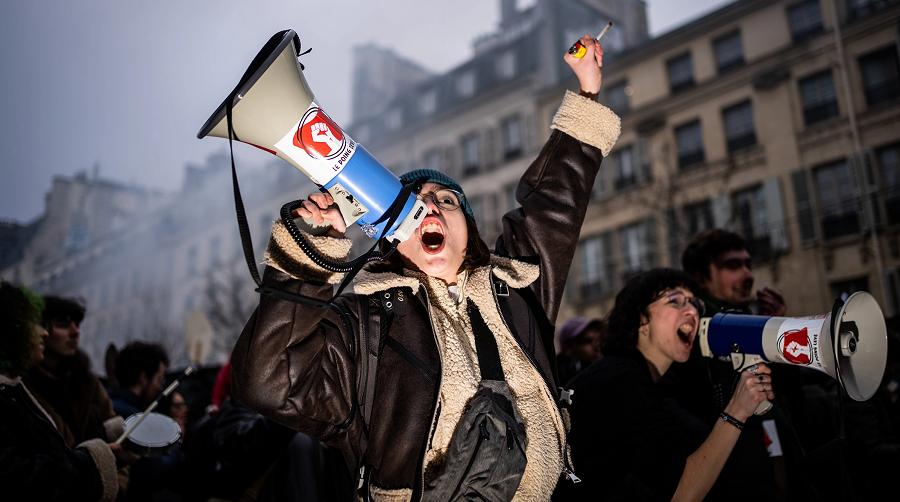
top-left (716, 257), bottom-right (752, 271)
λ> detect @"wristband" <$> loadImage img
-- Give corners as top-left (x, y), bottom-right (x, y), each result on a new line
top-left (719, 411), bottom-right (745, 431)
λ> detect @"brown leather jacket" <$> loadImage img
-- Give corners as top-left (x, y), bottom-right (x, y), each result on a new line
top-left (232, 92), bottom-right (620, 499)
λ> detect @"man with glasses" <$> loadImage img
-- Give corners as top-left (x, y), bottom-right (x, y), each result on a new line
top-left (681, 229), bottom-right (786, 317)
top-left (670, 229), bottom-right (814, 500)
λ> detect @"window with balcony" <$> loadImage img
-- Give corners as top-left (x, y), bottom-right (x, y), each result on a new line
top-left (722, 100), bottom-right (757, 152)
top-left (461, 133), bottom-right (481, 176)
top-left (858, 46), bottom-right (900, 106)
top-left (501, 115), bottom-right (523, 160)
top-left (713, 31), bottom-right (744, 74)
top-left (799, 70), bottom-right (839, 125)
top-left (788, 0), bottom-right (824, 42)
top-left (675, 120), bottom-right (705, 169)
top-left (578, 232), bottom-right (615, 299)
top-left (815, 160), bottom-right (861, 239)
top-left (667, 52), bottom-right (695, 93)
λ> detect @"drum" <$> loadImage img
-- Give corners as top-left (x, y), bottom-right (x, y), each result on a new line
top-left (122, 412), bottom-right (181, 456)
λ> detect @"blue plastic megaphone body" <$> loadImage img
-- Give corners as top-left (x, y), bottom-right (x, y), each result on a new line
top-left (197, 29), bottom-right (426, 242)
top-left (698, 291), bottom-right (888, 402)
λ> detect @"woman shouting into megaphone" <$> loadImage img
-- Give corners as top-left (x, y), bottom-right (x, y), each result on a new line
top-left (559, 269), bottom-right (777, 502)
top-left (232, 34), bottom-right (620, 501)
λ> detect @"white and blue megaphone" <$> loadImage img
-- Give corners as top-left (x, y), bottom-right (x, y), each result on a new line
top-left (197, 30), bottom-right (426, 243)
top-left (698, 291), bottom-right (888, 414)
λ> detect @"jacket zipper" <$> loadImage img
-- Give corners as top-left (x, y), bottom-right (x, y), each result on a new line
top-left (450, 420), bottom-right (491, 499)
top-left (488, 272), bottom-right (574, 480)
top-left (416, 291), bottom-right (443, 501)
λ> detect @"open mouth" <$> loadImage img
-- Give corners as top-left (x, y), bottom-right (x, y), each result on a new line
top-left (677, 321), bottom-right (696, 346)
top-left (420, 220), bottom-right (445, 255)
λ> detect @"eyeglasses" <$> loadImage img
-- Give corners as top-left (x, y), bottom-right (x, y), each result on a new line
top-left (716, 257), bottom-right (752, 271)
top-left (654, 290), bottom-right (705, 316)
top-left (418, 188), bottom-right (464, 212)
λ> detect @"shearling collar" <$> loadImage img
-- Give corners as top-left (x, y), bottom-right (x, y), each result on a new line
top-left (353, 255), bottom-right (539, 296)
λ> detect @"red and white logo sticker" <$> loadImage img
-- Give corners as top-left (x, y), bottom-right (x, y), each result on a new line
top-left (273, 102), bottom-right (358, 185)
top-left (293, 108), bottom-right (345, 160)
top-left (778, 327), bottom-right (811, 365)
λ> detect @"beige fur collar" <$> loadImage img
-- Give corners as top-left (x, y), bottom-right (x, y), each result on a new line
top-left (352, 255), bottom-right (539, 296)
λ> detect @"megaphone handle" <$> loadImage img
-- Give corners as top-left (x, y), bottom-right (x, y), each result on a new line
top-left (730, 353), bottom-right (773, 415)
top-left (754, 399), bottom-right (773, 415)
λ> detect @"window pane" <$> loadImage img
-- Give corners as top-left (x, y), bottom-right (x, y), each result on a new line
top-left (614, 146), bottom-right (636, 189)
top-left (858, 46), bottom-right (900, 106)
top-left (723, 100), bottom-right (757, 152)
top-left (667, 53), bottom-right (695, 92)
top-left (815, 160), bottom-right (861, 239)
top-left (605, 81), bottom-right (630, 115)
top-left (714, 31), bottom-right (744, 73)
top-left (502, 116), bottom-right (523, 160)
top-left (788, 0), bottom-right (823, 41)
top-left (799, 70), bottom-right (838, 125)
top-left (461, 134), bottom-right (480, 175)
top-left (732, 185), bottom-right (772, 258)
top-left (579, 233), bottom-right (614, 298)
top-left (675, 120), bottom-right (705, 169)
top-left (878, 144), bottom-right (900, 224)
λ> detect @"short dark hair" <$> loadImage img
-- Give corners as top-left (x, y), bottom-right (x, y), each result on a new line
top-left (681, 229), bottom-right (747, 282)
top-left (0, 282), bottom-right (44, 376)
top-left (603, 269), bottom-right (699, 356)
top-left (42, 295), bottom-right (86, 327)
top-left (114, 341), bottom-right (169, 388)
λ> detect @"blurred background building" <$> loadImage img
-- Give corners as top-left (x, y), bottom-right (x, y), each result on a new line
top-left (2, 0), bottom-right (898, 371)
top-left (352, 0), bottom-right (900, 323)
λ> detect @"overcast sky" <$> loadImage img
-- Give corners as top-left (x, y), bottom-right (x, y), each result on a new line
top-left (0, 0), bottom-right (730, 223)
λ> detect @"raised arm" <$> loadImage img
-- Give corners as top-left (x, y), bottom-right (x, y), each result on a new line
top-left (497, 36), bottom-right (620, 323)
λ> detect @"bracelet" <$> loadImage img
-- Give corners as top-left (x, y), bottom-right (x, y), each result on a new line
top-left (719, 411), bottom-right (745, 431)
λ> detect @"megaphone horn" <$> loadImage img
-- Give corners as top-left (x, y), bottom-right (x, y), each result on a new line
top-left (197, 30), bottom-right (426, 242)
top-left (699, 291), bottom-right (888, 402)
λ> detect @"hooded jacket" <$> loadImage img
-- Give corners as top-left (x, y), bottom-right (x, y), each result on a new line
top-left (231, 91), bottom-right (620, 501)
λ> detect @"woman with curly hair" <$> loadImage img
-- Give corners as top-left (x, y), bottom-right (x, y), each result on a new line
top-left (0, 281), bottom-right (124, 502)
top-left (560, 269), bottom-right (776, 501)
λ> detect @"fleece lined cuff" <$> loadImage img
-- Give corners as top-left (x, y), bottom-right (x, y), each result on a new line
top-left (103, 416), bottom-right (125, 442)
top-left (264, 220), bottom-right (353, 284)
top-left (79, 438), bottom-right (118, 502)
top-left (552, 90), bottom-right (622, 156)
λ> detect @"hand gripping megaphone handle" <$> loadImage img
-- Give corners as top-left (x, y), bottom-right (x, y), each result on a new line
top-left (731, 353), bottom-right (773, 416)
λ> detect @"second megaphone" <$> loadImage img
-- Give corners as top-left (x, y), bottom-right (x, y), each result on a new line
top-left (197, 30), bottom-right (427, 242)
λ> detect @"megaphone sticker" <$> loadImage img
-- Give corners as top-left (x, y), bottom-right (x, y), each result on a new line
top-left (775, 316), bottom-right (827, 371)
top-left (294, 107), bottom-right (346, 160)
top-left (274, 102), bottom-right (359, 185)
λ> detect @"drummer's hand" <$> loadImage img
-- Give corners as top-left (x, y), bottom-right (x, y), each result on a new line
top-left (291, 191), bottom-right (346, 237)
top-left (564, 35), bottom-right (603, 94)
top-left (108, 442), bottom-right (140, 466)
